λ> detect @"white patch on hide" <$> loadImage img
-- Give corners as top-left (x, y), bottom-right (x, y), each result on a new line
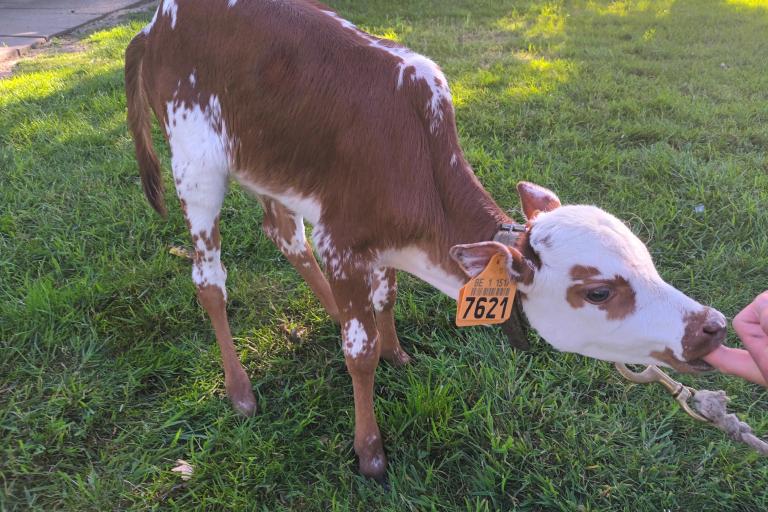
top-left (370, 268), bottom-right (390, 311)
top-left (379, 247), bottom-right (464, 299)
top-left (235, 179), bottom-right (322, 226)
top-left (266, 214), bottom-right (306, 257)
top-left (142, 8), bottom-right (159, 34)
top-left (321, 9), bottom-right (451, 133)
top-left (321, 9), bottom-right (357, 30)
top-left (343, 319), bottom-right (369, 358)
top-left (166, 95), bottom-right (232, 297)
top-left (312, 224), bottom-right (351, 280)
top-left (189, 70), bottom-right (196, 87)
top-left (258, 197), bottom-right (309, 258)
top-left (161, 0), bottom-right (178, 29)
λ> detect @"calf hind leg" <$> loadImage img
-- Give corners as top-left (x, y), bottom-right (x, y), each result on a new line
top-left (261, 197), bottom-right (340, 322)
top-left (174, 161), bottom-right (256, 416)
top-left (371, 268), bottom-right (411, 366)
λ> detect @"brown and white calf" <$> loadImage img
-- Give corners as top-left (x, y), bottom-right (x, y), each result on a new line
top-left (126, 0), bottom-right (726, 479)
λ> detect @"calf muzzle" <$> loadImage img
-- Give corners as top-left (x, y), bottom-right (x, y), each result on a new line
top-left (683, 307), bottom-right (727, 365)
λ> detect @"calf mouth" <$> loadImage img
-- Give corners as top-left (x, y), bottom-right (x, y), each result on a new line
top-left (668, 355), bottom-right (715, 374)
top-left (650, 347), bottom-right (718, 374)
top-left (683, 358), bottom-right (714, 373)
top-left (682, 327), bottom-right (727, 373)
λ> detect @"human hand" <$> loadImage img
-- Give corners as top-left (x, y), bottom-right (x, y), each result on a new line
top-left (703, 291), bottom-right (768, 387)
top-left (733, 291), bottom-right (768, 383)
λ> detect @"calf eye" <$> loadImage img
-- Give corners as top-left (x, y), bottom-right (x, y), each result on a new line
top-left (585, 287), bottom-right (612, 304)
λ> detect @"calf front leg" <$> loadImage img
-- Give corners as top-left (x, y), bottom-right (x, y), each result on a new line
top-left (371, 268), bottom-right (411, 366)
top-left (331, 272), bottom-right (387, 480)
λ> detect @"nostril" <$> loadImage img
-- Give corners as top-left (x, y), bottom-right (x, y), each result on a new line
top-left (684, 310), bottom-right (726, 360)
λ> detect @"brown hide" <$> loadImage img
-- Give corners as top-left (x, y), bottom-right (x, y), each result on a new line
top-left (139, 0), bottom-right (508, 273)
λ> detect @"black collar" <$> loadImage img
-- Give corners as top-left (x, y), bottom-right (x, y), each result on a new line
top-left (493, 222), bottom-right (527, 246)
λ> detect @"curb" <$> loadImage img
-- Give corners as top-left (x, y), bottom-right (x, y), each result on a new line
top-left (0, 0), bottom-right (155, 64)
top-left (0, 37), bottom-right (47, 63)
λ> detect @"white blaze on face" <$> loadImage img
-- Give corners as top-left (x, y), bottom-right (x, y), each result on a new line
top-left (520, 205), bottom-right (704, 365)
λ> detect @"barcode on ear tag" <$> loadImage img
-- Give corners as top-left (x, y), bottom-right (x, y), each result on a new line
top-left (456, 253), bottom-right (517, 327)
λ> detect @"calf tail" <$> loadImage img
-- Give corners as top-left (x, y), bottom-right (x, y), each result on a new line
top-left (125, 33), bottom-right (167, 217)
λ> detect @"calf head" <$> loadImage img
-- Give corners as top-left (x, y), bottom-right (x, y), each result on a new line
top-left (450, 182), bottom-right (725, 372)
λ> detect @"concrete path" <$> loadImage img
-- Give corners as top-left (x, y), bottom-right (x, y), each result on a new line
top-left (0, 0), bottom-right (153, 61)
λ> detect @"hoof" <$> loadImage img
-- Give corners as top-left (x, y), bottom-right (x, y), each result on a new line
top-left (226, 376), bottom-right (257, 416)
top-left (356, 432), bottom-right (387, 480)
top-left (381, 346), bottom-right (412, 367)
top-left (231, 394), bottom-right (257, 416)
top-left (359, 451), bottom-right (387, 481)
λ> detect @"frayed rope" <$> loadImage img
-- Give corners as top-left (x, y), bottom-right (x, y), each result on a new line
top-left (693, 389), bottom-right (768, 455)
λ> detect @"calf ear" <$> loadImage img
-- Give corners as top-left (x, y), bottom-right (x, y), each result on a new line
top-left (517, 182), bottom-right (561, 220)
top-left (449, 241), bottom-right (531, 281)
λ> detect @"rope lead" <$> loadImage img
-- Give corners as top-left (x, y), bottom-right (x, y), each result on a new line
top-left (615, 363), bottom-right (768, 455)
top-left (692, 389), bottom-right (768, 455)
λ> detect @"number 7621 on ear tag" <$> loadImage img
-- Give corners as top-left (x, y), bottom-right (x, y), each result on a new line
top-left (455, 254), bottom-right (517, 327)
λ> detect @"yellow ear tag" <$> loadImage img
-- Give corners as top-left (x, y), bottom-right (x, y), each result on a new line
top-left (456, 253), bottom-right (517, 327)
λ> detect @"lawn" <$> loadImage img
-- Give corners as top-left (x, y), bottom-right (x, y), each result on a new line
top-left (2, 0), bottom-right (768, 509)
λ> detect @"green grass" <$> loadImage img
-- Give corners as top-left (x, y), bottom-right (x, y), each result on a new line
top-left (2, 0), bottom-right (768, 509)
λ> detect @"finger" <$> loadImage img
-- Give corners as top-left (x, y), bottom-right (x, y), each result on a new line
top-left (704, 345), bottom-right (768, 387)
top-left (743, 336), bottom-right (768, 385)
top-left (747, 291), bottom-right (768, 325)
top-left (733, 302), bottom-right (759, 339)
top-left (761, 308), bottom-right (768, 336)
top-left (754, 291), bottom-right (768, 312)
